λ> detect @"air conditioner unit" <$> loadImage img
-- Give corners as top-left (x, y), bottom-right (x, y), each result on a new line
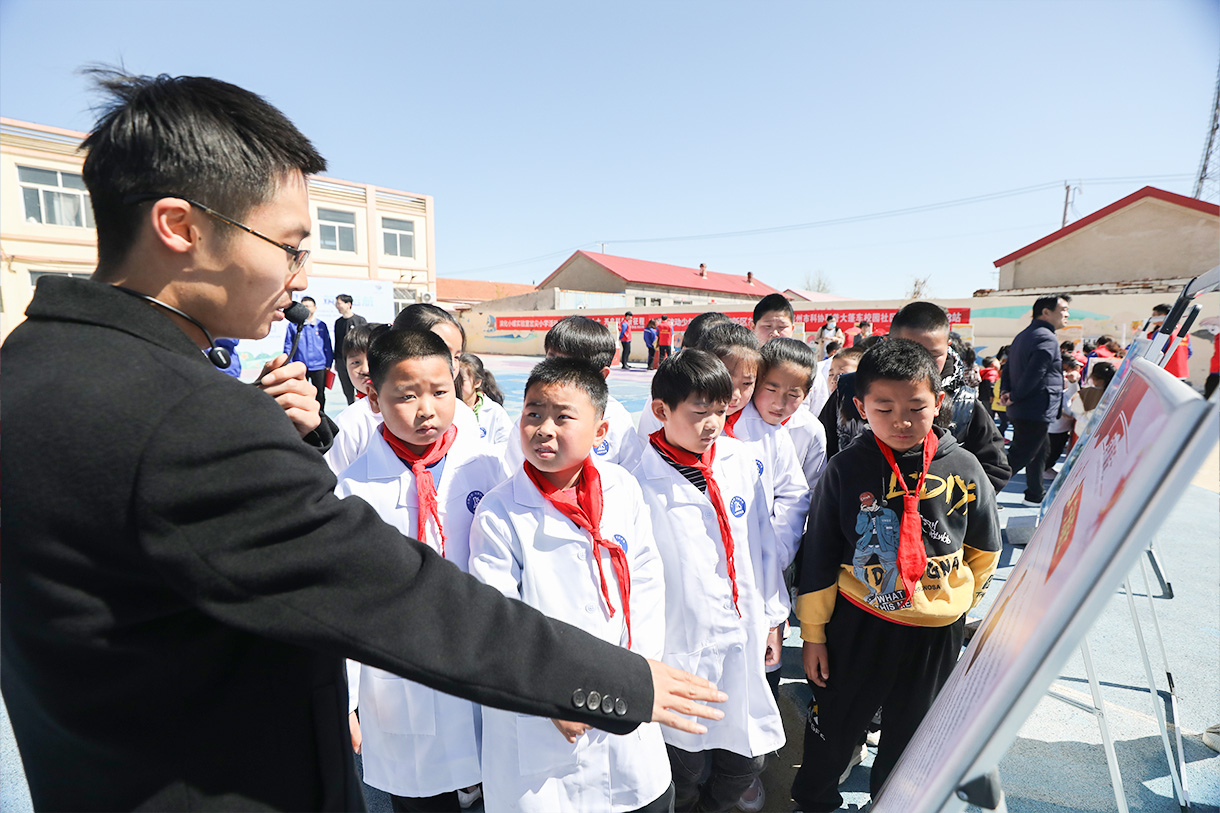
top-left (421, 292), bottom-right (434, 303)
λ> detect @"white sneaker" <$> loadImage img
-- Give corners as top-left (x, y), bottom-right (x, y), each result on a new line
top-left (737, 775), bottom-right (766, 813)
top-left (1204, 723), bottom-right (1220, 753)
top-left (866, 729), bottom-right (881, 747)
top-left (839, 741), bottom-right (868, 784)
top-left (457, 784), bottom-right (482, 809)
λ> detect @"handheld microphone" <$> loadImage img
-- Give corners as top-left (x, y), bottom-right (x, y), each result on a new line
top-left (284, 301), bottom-right (311, 361)
top-left (114, 286), bottom-right (233, 370)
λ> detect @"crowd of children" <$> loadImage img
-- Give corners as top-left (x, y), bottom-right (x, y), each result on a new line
top-left (325, 298), bottom-right (1007, 813)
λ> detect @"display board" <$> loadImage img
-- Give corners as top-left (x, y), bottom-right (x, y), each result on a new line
top-left (871, 358), bottom-right (1217, 812)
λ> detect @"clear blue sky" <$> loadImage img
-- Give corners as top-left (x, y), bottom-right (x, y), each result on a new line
top-left (2, 0), bottom-right (1216, 299)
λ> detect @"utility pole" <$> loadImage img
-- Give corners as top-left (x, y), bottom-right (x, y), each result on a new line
top-left (1193, 59), bottom-right (1220, 202)
top-left (1061, 182), bottom-right (1071, 228)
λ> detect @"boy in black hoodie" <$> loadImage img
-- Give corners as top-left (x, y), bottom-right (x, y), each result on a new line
top-left (791, 339), bottom-right (1001, 812)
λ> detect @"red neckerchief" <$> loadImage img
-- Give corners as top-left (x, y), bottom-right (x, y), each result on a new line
top-left (524, 459), bottom-right (632, 647)
top-left (874, 430), bottom-right (938, 609)
top-left (723, 408), bottom-right (744, 438)
top-left (355, 390), bottom-right (368, 400)
top-left (781, 415), bottom-right (791, 426)
top-left (648, 430), bottom-right (740, 615)
top-left (380, 423), bottom-right (458, 557)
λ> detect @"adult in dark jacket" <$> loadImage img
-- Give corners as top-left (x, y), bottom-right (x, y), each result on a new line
top-left (333, 293), bottom-right (367, 404)
top-left (0, 71), bottom-right (722, 813)
top-left (1000, 294), bottom-right (1071, 504)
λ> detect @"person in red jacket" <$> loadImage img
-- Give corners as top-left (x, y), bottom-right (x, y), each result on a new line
top-left (1148, 303), bottom-right (1191, 382)
top-left (619, 311), bottom-right (634, 369)
top-left (657, 315), bottom-right (674, 364)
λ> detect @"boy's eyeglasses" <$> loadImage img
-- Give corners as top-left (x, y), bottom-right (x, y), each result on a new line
top-left (124, 194), bottom-right (310, 272)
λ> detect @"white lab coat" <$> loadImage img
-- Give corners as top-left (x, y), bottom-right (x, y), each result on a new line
top-left (475, 395), bottom-right (513, 448)
top-left (469, 459), bottom-right (670, 813)
top-left (635, 400), bottom-right (662, 443)
top-left (325, 396), bottom-right (382, 475)
top-left (632, 437), bottom-right (787, 758)
top-left (783, 407), bottom-right (828, 495)
top-left (505, 396), bottom-right (643, 470)
top-left (731, 401), bottom-right (811, 570)
top-left (335, 425), bottom-right (509, 798)
top-left (802, 368), bottom-right (831, 420)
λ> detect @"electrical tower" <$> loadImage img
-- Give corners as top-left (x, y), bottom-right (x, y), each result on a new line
top-left (1193, 59), bottom-right (1220, 202)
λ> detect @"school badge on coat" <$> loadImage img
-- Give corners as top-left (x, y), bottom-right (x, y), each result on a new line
top-left (729, 496), bottom-right (746, 517)
top-left (593, 439), bottom-right (610, 456)
top-left (466, 491), bottom-right (484, 513)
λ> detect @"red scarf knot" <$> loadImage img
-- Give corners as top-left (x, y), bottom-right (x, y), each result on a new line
top-left (524, 458), bottom-right (633, 648)
top-left (380, 423), bottom-right (458, 558)
top-left (873, 430), bottom-right (939, 610)
top-left (723, 409), bottom-right (743, 439)
top-left (648, 430), bottom-right (740, 616)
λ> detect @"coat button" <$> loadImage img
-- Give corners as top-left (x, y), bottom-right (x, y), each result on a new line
top-left (615, 698), bottom-right (627, 716)
top-left (723, 600), bottom-right (734, 611)
top-left (601, 695), bottom-right (615, 715)
top-left (578, 550), bottom-right (588, 560)
top-left (586, 690), bottom-right (602, 711)
top-left (571, 689), bottom-right (587, 709)
top-left (585, 604), bottom-right (596, 613)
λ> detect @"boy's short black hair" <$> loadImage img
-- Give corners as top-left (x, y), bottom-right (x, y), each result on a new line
top-left (524, 356), bottom-right (608, 418)
top-left (697, 322), bottom-right (763, 370)
top-left (392, 303), bottom-right (467, 350)
top-left (890, 301), bottom-right (950, 335)
top-left (855, 338), bottom-right (943, 399)
top-left (343, 322), bottom-right (389, 359)
top-left (824, 340), bottom-right (842, 356)
top-left (1060, 340), bottom-right (1076, 353)
top-left (81, 69), bottom-right (326, 271)
top-left (1153, 303), bottom-right (1172, 316)
top-left (1061, 354), bottom-right (1080, 371)
top-left (1033, 294), bottom-right (1071, 318)
top-left (544, 316), bottom-right (616, 369)
top-left (835, 344), bottom-right (867, 364)
top-left (760, 338), bottom-right (816, 393)
top-left (368, 329), bottom-right (454, 391)
top-left (652, 349), bottom-right (733, 409)
top-left (752, 293), bottom-right (794, 323)
top-left (681, 312), bottom-right (731, 349)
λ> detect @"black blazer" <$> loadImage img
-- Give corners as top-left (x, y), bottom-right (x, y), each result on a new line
top-left (1, 277), bottom-right (653, 811)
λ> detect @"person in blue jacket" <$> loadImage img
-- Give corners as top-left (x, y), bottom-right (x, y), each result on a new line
top-left (284, 295), bottom-right (333, 408)
top-left (215, 338), bottom-right (242, 379)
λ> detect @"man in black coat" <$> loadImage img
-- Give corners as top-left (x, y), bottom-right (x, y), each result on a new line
top-left (1000, 294), bottom-right (1071, 505)
top-left (0, 71), bottom-right (723, 812)
top-left (333, 293), bottom-right (367, 404)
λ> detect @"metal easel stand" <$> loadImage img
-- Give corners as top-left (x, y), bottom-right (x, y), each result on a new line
top-left (1145, 540), bottom-right (1174, 598)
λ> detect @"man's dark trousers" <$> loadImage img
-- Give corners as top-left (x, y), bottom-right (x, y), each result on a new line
top-left (621, 340), bottom-right (631, 368)
top-left (337, 365), bottom-right (356, 404)
top-left (1006, 418), bottom-right (1050, 502)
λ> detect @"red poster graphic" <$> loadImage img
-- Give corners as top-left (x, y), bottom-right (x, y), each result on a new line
top-left (491, 308), bottom-right (971, 333)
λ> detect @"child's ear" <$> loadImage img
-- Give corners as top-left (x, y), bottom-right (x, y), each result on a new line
top-left (367, 386), bottom-right (382, 415)
top-left (852, 396), bottom-right (866, 420)
top-left (650, 398), bottom-right (669, 424)
top-left (934, 391), bottom-right (946, 410)
top-left (593, 416), bottom-right (611, 446)
top-left (599, 367), bottom-right (611, 380)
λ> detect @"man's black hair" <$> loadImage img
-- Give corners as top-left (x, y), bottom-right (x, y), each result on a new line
top-left (752, 293), bottom-right (794, 323)
top-left (824, 340), bottom-right (842, 356)
top-left (336, 294), bottom-right (354, 306)
top-left (524, 356), bottom-right (608, 418)
top-left (301, 296), bottom-right (316, 305)
top-left (652, 349), bottom-right (733, 409)
top-left (1153, 303), bottom-right (1172, 316)
top-left (367, 329), bottom-right (453, 391)
top-left (544, 316), bottom-right (616, 369)
top-left (681, 312), bottom-right (731, 349)
top-left (1060, 340), bottom-right (1076, 353)
top-left (81, 69), bottom-right (326, 271)
top-left (1032, 294), bottom-right (1071, 319)
top-left (854, 338), bottom-right (943, 399)
top-left (392, 303), bottom-right (467, 350)
top-left (1061, 354), bottom-right (1080, 371)
top-left (343, 322), bottom-right (389, 360)
top-left (890, 301), bottom-right (950, 335)
top-left (760, 338), bottom-right (816, 392)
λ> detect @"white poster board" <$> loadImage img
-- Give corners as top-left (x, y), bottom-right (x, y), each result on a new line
top-left (230, 277), bottom-right (395, 380)
top-left (872, 358), bottom-right (1218, 812)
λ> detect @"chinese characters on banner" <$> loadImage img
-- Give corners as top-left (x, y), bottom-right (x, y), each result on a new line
top-left (491, 308), bottom-right (971, 334)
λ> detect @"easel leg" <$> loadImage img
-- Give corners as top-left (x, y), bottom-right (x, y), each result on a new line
top-left (1138, 556), bottom-right (1191, 808)
top-left (1080, 638), bottom-right (1130, 813)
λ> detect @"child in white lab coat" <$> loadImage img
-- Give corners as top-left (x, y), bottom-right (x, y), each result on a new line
top-left (336, 329), bottom-right (509, 812)
top-left (633, 349), bottom-right (788, 813)
top-left (469, 357), bottom-right (673, 813)
top-left (325, 322), bottom-right (387, 474)
top-left (752, 337), bottom-right (828, 495)
top-left (458, 352), bottom-right (512, 448)
top-left (504, 316), bottom-right (645, 470)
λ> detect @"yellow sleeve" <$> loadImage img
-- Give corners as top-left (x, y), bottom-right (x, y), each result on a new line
top-left (796, 586), bottom-right (838, 644)
top-left (963, 545), bottom-right (1000, 609)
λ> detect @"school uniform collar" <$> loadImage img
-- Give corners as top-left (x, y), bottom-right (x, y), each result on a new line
top-left (364, 423), bottom-right (479, 484)
top-left (639, 435), bottom-right (742, 506)
top-left (25, 275), bottom-right (211, 366)
top-left (511, 454), bottom-right (620, 508)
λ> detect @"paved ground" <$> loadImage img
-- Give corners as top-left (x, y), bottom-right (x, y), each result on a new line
top-left (4, 356), bottom-right (1216, 812)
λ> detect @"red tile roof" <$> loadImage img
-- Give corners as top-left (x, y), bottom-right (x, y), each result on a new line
top-left (542, 251), bottom-right (781, 298)
top-left (993, 186), bottom-right (1220, 268)
top-left (436, 277), bottom-right (536, 303)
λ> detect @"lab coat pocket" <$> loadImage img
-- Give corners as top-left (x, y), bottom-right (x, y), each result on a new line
top-left (669, 645), bottom-right (724, 695)
top-left (516, 714), bottom-right (581, 776)
top-left (369, 671), bottom-right (437, 736)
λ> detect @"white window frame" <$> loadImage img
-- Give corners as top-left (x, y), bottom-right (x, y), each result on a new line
top-left (317, 208), bottom-right (357, 253)
top-left (382, 217), bottom-right (416, 259)
top-left (18, 165), bottom-right (94, 228)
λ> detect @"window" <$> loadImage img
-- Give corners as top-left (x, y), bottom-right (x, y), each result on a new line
top-left (382, 217), bottom-right (415, 258)
top-left (18, 166), bottom-right (94, 228)
top-left (650, 298), bottom-right (662, 307)
top-left (317, 208), bottom-right (357, 252)
top-left (673, 299), bottom-right (693, 305)
top-left (634, 297), bottom-right (647, 307)
top-left (393, 285), bottom-right (415, 316)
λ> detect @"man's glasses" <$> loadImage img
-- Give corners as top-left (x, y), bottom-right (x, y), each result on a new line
top-left (125, 194), bottom-right (309, 272)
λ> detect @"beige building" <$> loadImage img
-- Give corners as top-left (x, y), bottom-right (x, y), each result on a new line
top-left (992, 186), bottom-right (1219, 295)
top-left (0, 118), bottom-right (436, 340)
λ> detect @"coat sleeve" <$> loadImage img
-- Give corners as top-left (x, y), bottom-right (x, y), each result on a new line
top-left (1010, 333), bottom-right (1057, 403)
top-left (628, 485), bottom-right (667, 661)
top-left (134, 384), bottom-right (653, 735)
top-left (283, 323), bottom-right (296, 357)
top-left (770, 431), bottom-right (811, 569)
top-left (962, 463), bottom-right (1002, 609)
top-left (794, 461), bottom-right (844, 644)
top-left (818, 393), bottom-right (839, 458)
top-left (963, 399), bottom-right (1012, 493)
top-left (320, 322), bottom-right (333, 369)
